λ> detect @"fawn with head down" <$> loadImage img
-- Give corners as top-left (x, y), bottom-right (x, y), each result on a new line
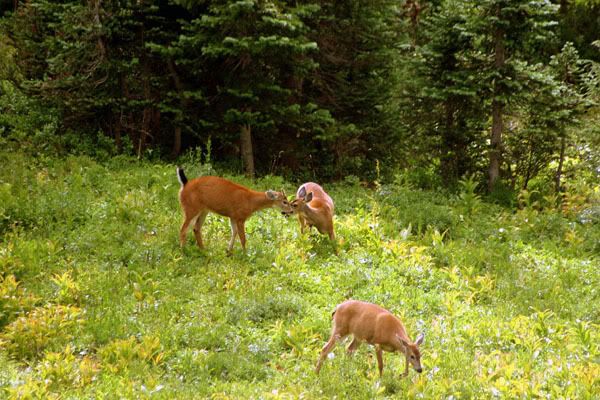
top-left (283, 182), bottom-right (335, 241)
top-left (177, 167), bottom-right (292, 254)
top-left (315, 300), bottom-right (424, 378)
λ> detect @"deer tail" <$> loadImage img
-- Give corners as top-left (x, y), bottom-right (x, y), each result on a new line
top-left (177, 167), bottom-right (188, 187)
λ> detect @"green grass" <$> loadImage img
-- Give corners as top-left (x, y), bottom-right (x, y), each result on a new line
top-left (0, 150), bottom-right (599, 399)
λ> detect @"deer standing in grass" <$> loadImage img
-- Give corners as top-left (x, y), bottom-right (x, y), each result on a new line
top-left (315, 300), bottom-right (424, 378)
top-left (177, 167), bottom-right (292, 254)
top-left (284, 182), bottom-right (335, 241)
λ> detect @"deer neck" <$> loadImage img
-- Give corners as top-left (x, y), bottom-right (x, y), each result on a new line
top-left (300, 203), bottom-right (320, 219)
top-left (249, 191), bottom-right (275, 212)
top-left (394, 332), bottom-right (411, 354)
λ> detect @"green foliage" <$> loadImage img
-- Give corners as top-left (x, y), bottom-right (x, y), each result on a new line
top-left (378, 182), bottom-right (458, 236)
top-left (456, 175), bottom-right (483, 216)
top-left (0, 152), bottom-right (102, 235)
top-left (0, 3), bottom-right (596, 398)
top-left (1, 304), bottom-right (83, 360)
top-left (4, 346), bottom-right (100, 399)
top-left (402, 0), bottom-right (485, 186)
top-left (1, 0), bottom-right (599, 189)
top-left (0, 81), bottom-right (60, 154)
top-left (229, 292), bottom-right (306, 324)
top-left (51, 272), bottom-right (82, 305)
top-left (0, 112), bottom-right (598, 399)
top-left (0, 274), bottom-right (39, 328)
top-left (99, 336), bottom-right (165, 373)
top-left (396, 0), bottom-right (599, 193)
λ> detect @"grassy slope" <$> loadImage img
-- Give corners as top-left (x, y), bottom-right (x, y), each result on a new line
top-left (0, 151), bottom-right (598, 399)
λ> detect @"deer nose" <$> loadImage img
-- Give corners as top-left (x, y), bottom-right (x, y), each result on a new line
top-left (416, 368), bottom-right (423, 373)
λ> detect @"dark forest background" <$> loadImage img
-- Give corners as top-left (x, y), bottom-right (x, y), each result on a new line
top-left (1, 0), bottom-right (599, 196)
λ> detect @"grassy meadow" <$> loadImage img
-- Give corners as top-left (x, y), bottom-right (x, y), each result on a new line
top-left (0, 150), bottom-right (598, 399)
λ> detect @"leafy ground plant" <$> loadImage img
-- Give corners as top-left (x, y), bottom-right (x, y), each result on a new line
top-left (0, 150), bottom-right (598, 398)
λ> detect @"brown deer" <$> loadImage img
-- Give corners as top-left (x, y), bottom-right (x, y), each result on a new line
top-left (283, 182), bottom-right (335, 241)
top-left (315, 300), bottom-right (424, 377)
top-left (177, 167), bottom-right (292, 254)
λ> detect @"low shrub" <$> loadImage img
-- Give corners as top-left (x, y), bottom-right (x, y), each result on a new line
top-left (98, 336), bottom-right (165, 373)
top-left (0, 274), bottom-right (38, 328)
top-left (1, 305), bottom-right (83, 360)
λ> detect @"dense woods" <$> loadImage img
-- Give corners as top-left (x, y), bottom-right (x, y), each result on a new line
top-left (1, 0), bottom-right (599, 189)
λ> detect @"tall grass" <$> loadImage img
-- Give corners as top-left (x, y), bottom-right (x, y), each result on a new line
top-left (0, 150), bottom-right (598, 399)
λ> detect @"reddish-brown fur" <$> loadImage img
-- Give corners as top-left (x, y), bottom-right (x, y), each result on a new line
top-left (177, 168), bottom-right (291, 253)
top-left (285, 182), bottom-right (335, 241)
top-left (315, 300), bottom-right (424, 377)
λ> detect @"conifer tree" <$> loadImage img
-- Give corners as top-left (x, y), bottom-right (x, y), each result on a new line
top-left (178, 0), bottom-right (327, 177)
top-left (469, 0), bottom-right (559, 191)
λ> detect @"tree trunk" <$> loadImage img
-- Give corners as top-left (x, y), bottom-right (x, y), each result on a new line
top-left (441, 100), bottom-right (456, 186)
top-left (114, 114), bottom-right (122, 152)
top-left (404, 0), bottom-right (425, 46)
top-left (559, 0), bottom-right (568, 15)
top-left (488, 21), bottom-right (505, 192)
top-left (240, 124), bottom-right (255, 178)
top-left (167, 59), bottom-right (188, 159)
top-left (507, 162), bottom-right (516, 190)
top-left (139, 106), bottom-right (152, 158)
top-left (173, 126), bottom-right (182, 158)
top-left (275, 73), bottom-right (304, 173)
top-left (523, 142), bottom-right (533, 190)
top-left (555, 134), bottom-right (566, 193)
top-left (138, 23), bottom-right (153, 158)
top-left (91, 0), bottom-right (106, 59)
top-left (489, 101), bottom-right (503, 192)
top-left (117, 72), bottom-right (129, 153)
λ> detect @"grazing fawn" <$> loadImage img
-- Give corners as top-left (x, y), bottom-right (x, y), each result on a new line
top-left (284, 182), bottom-right (335, 241)
top-left (177, 167), bottom-right (292, 254)
top-left (315, 300), bottom-right (424, 378)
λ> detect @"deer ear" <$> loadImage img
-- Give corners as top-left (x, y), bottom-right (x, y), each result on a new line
top-left (298, 186), bottom-right (307, 199)
top-left (415, 333), bottom-right (424, 346)
top-left (305, 191), bottom-right (313, 202)
top-left (266, 190), bottom-right (277, 200)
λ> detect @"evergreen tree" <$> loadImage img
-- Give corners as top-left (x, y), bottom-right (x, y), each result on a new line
top-left (305, 0), bottom-right (402, 179)
top-left (468, 0), bottom-right (559, 191)
top-left (504, 42), bottom-right (593, 191)
top-left (177, 0), bottom-right (330, 177)
top-left (407, 0), bottom-right (485, 186)
top-left (6, 0), bottom-right (191, 156)
top-left (1, 0), bottom-right (596, 186)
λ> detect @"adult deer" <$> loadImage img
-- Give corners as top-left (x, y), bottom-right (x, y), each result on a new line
top-left (315, 300), bottom-right (424, 378)
top-left (177, 167), bottom-right (291, 254)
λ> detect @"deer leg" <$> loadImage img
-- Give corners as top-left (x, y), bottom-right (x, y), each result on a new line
top-left (192, 210), bottom-right (208, 248)
top-left (298, 215), bottom-right (306, 234)
top-left (346, 337), bottom-right (361, 355)
top-left (179, 214), bottom-right (198, 247)
top-left (328, 225), bottom-right (335, 241)
top-left (315, 333), bottom-right (341, 374)
top-left (376, 346), bottom-right (384, 377)
top-left (227, 218), bottom-right (238, 255)
top-left (236, 220), bottom-right (246, 253)
top-left (401, 352), bottom-right (409, 378)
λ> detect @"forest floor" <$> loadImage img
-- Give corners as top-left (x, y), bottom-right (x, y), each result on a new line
top-left (0, 150), bottom-right (598, 399)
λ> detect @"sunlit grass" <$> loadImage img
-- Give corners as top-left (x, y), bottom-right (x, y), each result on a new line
top-left (0, 150), bottom-right (598, 398)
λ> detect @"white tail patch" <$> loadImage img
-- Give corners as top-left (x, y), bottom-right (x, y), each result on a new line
top-left (177, 167), bottom-right (188, 187)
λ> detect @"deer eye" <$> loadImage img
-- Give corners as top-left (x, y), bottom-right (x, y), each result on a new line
top-left (410, 355), bottom-right (415, 359)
